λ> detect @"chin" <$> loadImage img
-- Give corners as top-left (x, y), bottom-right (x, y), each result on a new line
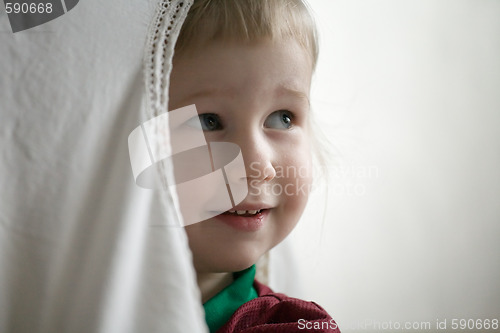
top-left (195, 246), bottom-right (264, 273)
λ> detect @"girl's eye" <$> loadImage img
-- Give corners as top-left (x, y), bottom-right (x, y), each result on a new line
top-left (199, 113), bottom-right (222, 131)
top-left (264, 110), bottom-right (294, 129)
top-left (186, 113), bottom-right (223, 131)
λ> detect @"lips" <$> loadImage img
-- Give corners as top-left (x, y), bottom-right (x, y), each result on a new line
top-left (215, 208), bottom-right (270, 232)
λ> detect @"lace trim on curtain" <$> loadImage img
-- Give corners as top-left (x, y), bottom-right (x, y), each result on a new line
top-left (145, 0), bottom-right (192, 118)
top-left (142, 0), bottom-right (193, 224)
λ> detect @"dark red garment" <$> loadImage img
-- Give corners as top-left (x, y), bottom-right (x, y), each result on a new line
top-left (216, 280), bottom-right (341, 332)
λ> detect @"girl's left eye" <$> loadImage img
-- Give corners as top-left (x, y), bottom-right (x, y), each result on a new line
top-left (264, 110), bottom-right (294, 129)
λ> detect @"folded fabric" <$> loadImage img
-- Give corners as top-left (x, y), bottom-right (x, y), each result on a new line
top-left (218, 280), bottom-right (340, 333)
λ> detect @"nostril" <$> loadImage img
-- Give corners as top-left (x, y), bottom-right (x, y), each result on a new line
top-left (263, 165), bottom-right (277, 181)
top-left (246, 161), bottom-right (276, 181)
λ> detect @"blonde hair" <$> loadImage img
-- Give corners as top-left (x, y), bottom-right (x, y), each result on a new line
top-left (175, 0), bottom-right (319, 70)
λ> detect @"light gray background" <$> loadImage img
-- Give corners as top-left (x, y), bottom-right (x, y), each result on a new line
top-left (278, 1), bottom-right (500, 332)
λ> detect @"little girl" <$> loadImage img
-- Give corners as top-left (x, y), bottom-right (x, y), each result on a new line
top-left (168, 1), bottom-right (340, 332)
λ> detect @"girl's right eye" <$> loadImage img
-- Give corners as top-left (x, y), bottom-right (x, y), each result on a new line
top-left (186, 113), bottom-right (223, 131)
top-left (199, 113), bottom-right (223, 131)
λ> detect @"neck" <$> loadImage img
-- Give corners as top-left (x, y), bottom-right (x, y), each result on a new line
top-left (197, 271), bottom-right (233, 303)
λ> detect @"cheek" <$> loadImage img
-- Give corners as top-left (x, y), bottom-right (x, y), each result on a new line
top-left (277, 146), bottom-right (313, 221)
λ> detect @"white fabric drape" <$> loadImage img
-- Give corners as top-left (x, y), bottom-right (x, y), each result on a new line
top-left (0, 0), bottom-right (207, 332)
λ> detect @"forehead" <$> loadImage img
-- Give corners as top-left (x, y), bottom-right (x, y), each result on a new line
top-left (170, 38), bottom-right (313, 107)
top-left (174, 0), bottom-right (318, 70)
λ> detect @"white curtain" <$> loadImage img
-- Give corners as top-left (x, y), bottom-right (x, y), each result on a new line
top-left (0, 0), bottom-right (207, 332)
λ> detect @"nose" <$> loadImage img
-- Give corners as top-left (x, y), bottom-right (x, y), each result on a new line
top-left (234, 130), bottom-right (276, 183)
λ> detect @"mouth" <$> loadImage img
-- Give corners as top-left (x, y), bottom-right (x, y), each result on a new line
top-left (215, 208), bottom-right (270, 232)
top-left (222, 209), bottom-right (265, 217)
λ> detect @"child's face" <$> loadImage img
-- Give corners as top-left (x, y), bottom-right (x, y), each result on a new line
top-left (169, 38), bottom-right (313, 273)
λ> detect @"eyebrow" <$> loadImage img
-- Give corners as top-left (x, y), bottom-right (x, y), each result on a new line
top-left (175, 88), bottom-right (233, 107)
top-left (276, 86), bottom-right (310, 106)
top-left (176, 85), bottom-right (310, 107)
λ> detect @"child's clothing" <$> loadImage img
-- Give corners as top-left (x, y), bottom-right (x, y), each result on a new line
top-left (203, 266), bottom-right (340, 333)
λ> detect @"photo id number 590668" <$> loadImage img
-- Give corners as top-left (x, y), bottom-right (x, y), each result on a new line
top-left (5, 2), bottom-right (53, 14)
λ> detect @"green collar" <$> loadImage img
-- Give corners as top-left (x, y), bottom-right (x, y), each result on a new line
top-left (203, 265), bottom-right (258, 333)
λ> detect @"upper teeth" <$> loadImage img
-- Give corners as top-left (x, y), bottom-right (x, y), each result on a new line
top-left (229, 210), bottom-right (260, 215)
